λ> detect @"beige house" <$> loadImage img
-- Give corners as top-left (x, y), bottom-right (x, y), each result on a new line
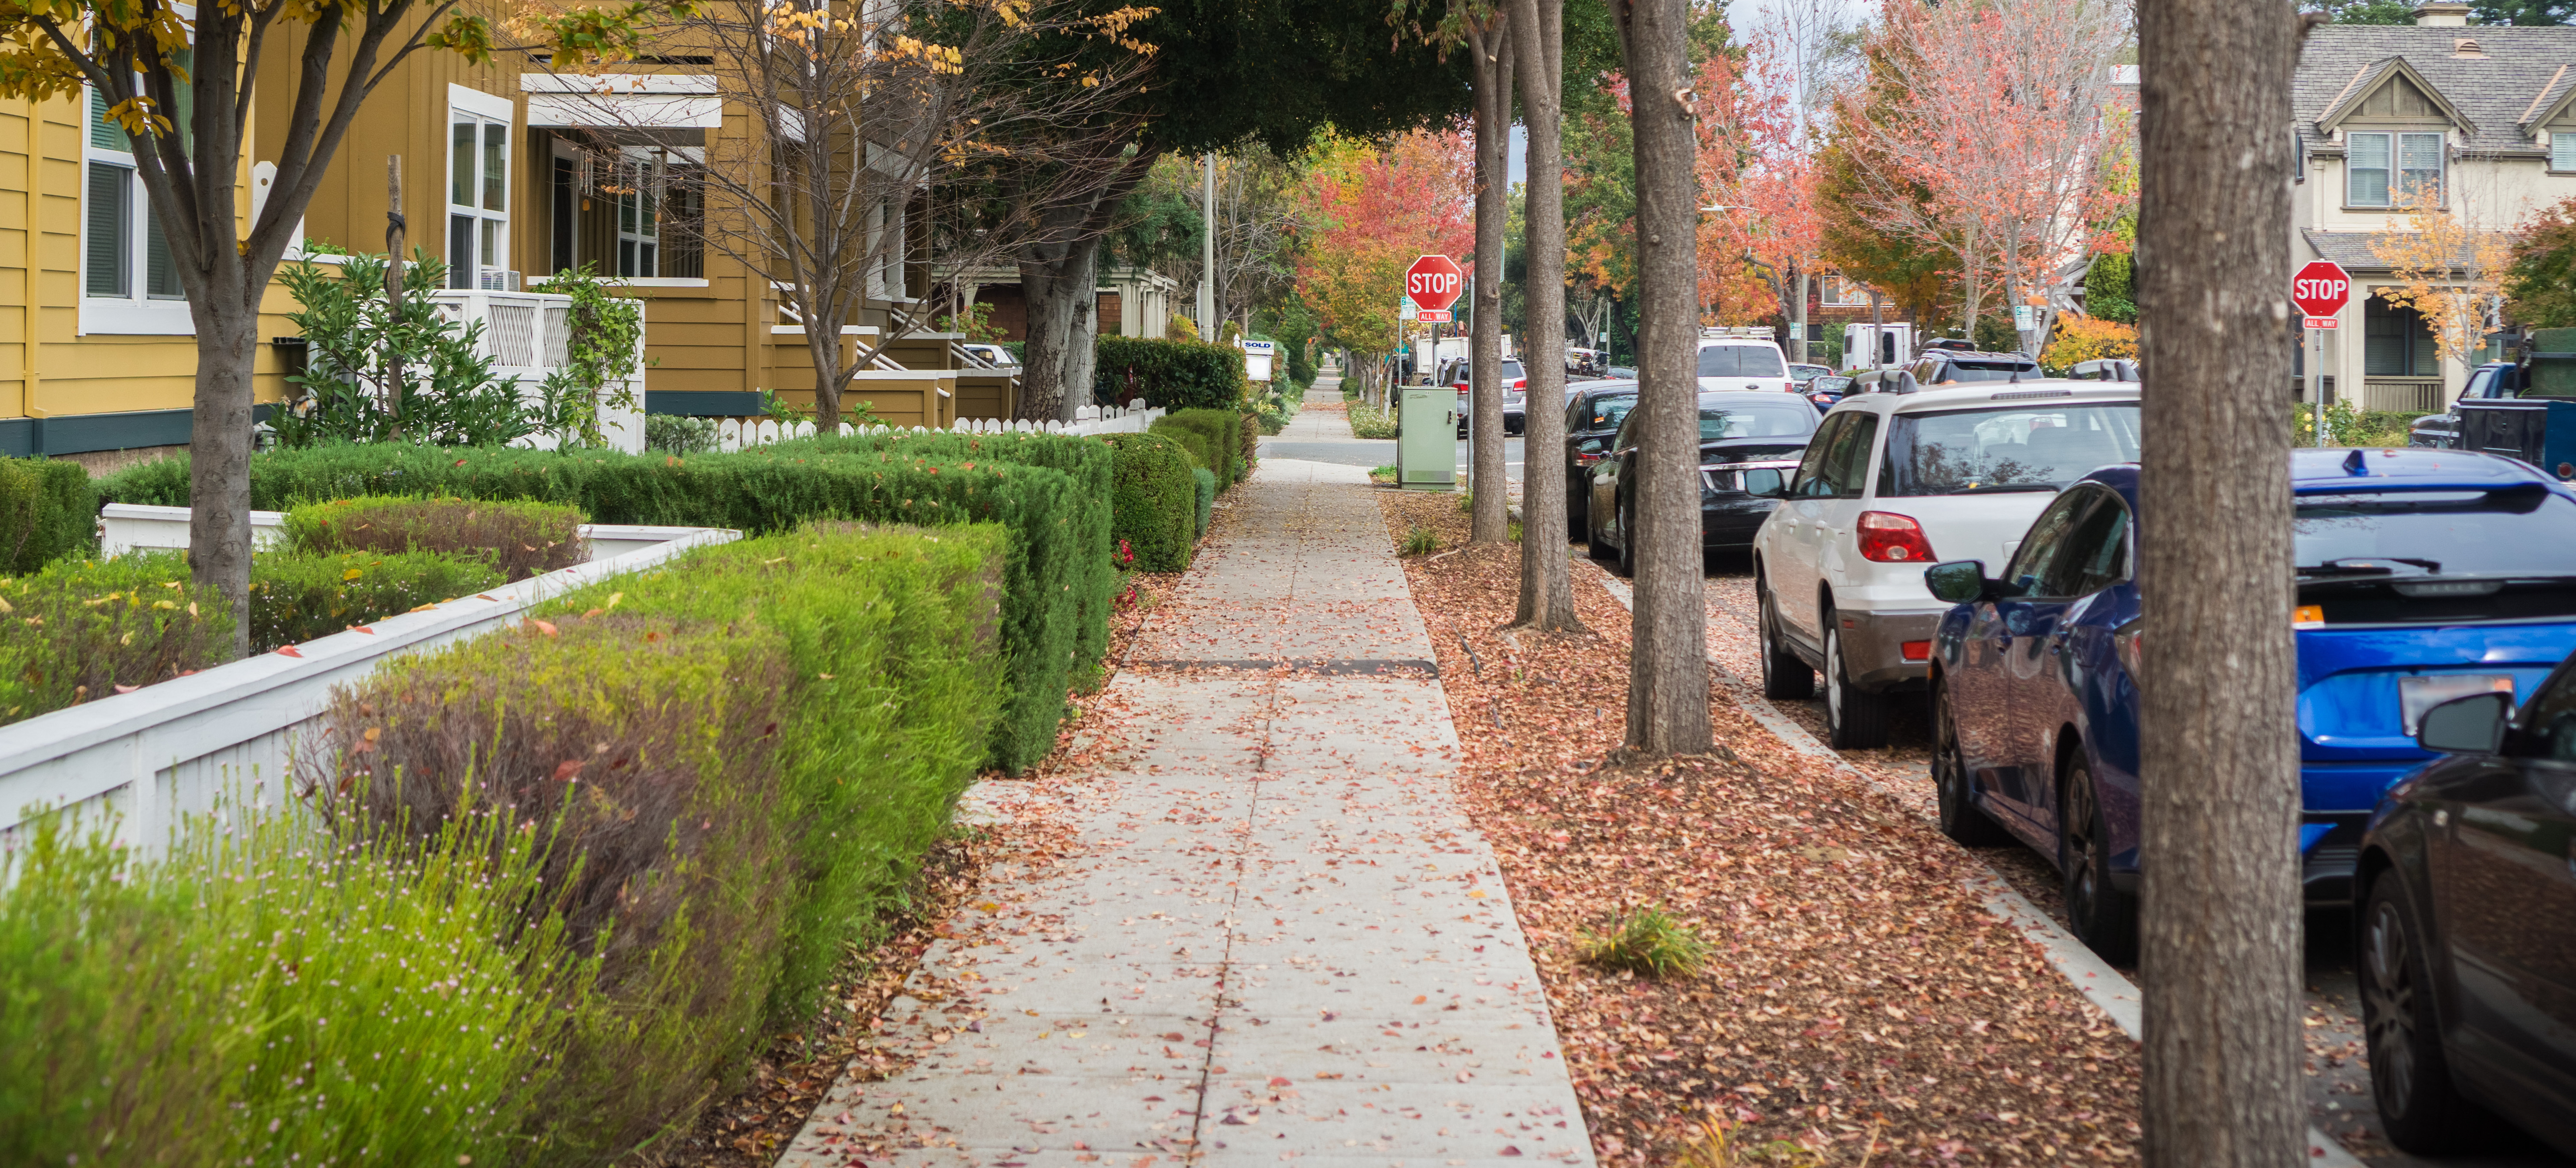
top-left (2294, 2), bottom-right (2576, 413)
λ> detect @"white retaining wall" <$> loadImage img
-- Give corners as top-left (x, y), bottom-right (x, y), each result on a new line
top-left (99, 504), bottom-right (700, 562)
top-left (0, 526), bottom-right (736, 856)
top-left (712, 401), bottom-right (1166, 453)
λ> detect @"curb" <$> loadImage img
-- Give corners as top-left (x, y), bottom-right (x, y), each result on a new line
top-left (1589, 574), bottom-right (2367, 1168)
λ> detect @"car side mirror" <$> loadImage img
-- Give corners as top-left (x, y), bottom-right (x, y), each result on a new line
top-left (1743, 468), bottom-right (1786, 498)
top-left (2417, 691), bottom-right (2511, 755)
top-left (1923, 559), bottom-right (1992, 605)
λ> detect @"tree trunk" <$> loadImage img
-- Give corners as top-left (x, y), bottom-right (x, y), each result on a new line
top-left (1508, 0), bottom-right (1581, 633)
top-left (2136, 4), bottom-right (2303, 1166)
top-left (1017, 234), bottom-right (1093, 420)
top-left (1063, 243), bottom-right (1103, 418)
top-left (1468, 16), bottom-right (1515, 546)
top-left (188, 301), bottom-right (261, 659)
top-left (1612, 0), bottom-right (1710, 754)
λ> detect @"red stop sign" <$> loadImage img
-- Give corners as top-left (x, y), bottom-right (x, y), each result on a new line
top-left (2292, 260), bottom-right (2351, 319)
top-left (1406, 255), bottom-right (1464, 313)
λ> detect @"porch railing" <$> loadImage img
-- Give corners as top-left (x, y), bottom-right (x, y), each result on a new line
top-left (429, 289), bottom-right (647, 453)
top-left (2361, 378), bottom-right (2444, 414)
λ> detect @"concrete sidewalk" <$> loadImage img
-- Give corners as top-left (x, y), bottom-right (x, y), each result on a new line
top-left (778, 450), bottom-right (1595, 1168)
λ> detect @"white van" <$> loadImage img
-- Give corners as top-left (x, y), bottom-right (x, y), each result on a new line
top-left (1695, 329), bottom-right (1794, 395)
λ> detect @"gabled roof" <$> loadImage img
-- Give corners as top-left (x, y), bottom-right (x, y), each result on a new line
top-left (2298, 24), bottom-right (2576, 155)
top-left (2520, 62), bottom-right (2576, 132)
top-left (2316, 56), bottom-right (2476, 137)
top-left (2301, 228), bottom-right (2510, 272)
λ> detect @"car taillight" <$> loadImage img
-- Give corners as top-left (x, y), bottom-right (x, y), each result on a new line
top-left (1900, 640), bottom-right (1932, 662)
top-left (2114, 619), bottom-right (2142, 680)
top-left (1577, 451), bottom-right (1603, 465)
top-left (1855, 511), bottom-right (1936, 563)
top-left (1512, 379), bottom-right (1527, 389)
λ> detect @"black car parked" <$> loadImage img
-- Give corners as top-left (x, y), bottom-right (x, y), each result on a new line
top-left (2356, 665), bottom-right (2576, 1159)
top-left (2409, 361), bottom-right (2519, 449)
top-left (1562, 380), bottom-right (1640, 538)
top-left (1583, 391), bottom-right (1817, 575)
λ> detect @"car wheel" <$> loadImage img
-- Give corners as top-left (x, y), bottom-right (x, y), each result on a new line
top-left (2057, 756), bottom-right (2138, 965)
top-left (1758, 579), bottom-right (1814, 701)
top-left (1933, 678), bottom-right (2013, 846)
top-left (1823, 621), bottom-right (1889, 748)
top-left (2362, 874), bottom-right (2477, 1153)
top-left (1613, 498), bottom-right (1636, 578)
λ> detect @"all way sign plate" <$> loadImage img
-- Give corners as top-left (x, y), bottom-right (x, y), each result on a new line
top-left (1416, 309), bottom-right (1453, 323)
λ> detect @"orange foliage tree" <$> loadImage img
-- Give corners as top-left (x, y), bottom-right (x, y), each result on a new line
top-left (1291, 132), bottom-right (1474, 399)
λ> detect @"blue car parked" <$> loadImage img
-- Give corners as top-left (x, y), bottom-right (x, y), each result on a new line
top-left (1923, 448), bottom-right (2576, 963)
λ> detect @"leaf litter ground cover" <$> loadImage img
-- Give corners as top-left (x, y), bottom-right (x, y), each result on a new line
top-left (1376, 491), bottom-right (2142, 1165)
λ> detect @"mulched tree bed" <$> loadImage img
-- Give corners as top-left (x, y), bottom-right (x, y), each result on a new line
top-left (1377, 491), bottom-right (2143, 1166)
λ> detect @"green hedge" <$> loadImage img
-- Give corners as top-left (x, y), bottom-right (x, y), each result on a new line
top-left (1192, 467), bottom-right (1216, 538)
top-left (1094, 335), bottom-right (1249, 411)
top-left (0, 457), bottom-right (98, 572)
top-left (0, 552), bottom-right (233, 726)
top-left (284, 495), bottom-right (586, 581)
top-left (0, 525), bottom-right (1011, 1166)
top-left (1099, 432), bottom-right (1196, 571)
top-left (247, 549), bottom-right (506, 651)
top-left (100, 442), bottom-right (1097, 772)
top-left (1154, 409), bottom-right (1250, 491)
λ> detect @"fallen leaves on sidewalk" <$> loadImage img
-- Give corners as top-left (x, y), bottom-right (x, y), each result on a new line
top-left (1379, 491), bottom-right (2143, 1166)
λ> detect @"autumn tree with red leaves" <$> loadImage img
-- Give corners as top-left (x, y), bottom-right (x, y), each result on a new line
top-left (1291, 133), bottom-right (1474, 404)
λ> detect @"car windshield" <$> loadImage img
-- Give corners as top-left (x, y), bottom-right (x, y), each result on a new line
top-left (1697, 345), bottom-right (1788, 378)
top-left (2295, 487), bottom-right (2576, 576)
top-left (1931, 361), bottom-right (2039, 384)
top-left (1879, 403), bottom-right (2142, 496)
top-left (1700, 399), bottom-right (1818, 440)
top-left (1813, 376), bottom-right (1853, 393)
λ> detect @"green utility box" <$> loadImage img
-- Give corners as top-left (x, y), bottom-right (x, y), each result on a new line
top-left (1396, 388), bottom-right (1458, 491)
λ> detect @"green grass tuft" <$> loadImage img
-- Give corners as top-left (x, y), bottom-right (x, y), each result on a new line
top-left (1578, 905), bottom-right (1712, 978)
top-left (1400, 526), bottom-right (1439, 556)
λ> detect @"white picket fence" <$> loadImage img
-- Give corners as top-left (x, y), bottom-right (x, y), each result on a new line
top-left (712, 401), bottom-right (1164, 453)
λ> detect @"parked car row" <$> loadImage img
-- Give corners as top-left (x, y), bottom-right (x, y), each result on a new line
top-left (1877, 444), bottom-right (2576, 1160)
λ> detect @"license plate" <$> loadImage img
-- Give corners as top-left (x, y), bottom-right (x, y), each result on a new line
top-left (2398, 674), bottom-right (2516, 736)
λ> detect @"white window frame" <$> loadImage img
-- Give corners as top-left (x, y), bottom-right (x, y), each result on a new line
top-left (613, 146), bottom-right (661, 278)
top-left (80, 81), bottom-right (194, 335)
top-left (2346, 130), bottom-right (2444, 208)
top-left (2552, 130), bottom-right (2576, 173)
top-left (1819, 274), bottom-right (1870, 307)
top-left (446, 84), bottom-right (516, 290)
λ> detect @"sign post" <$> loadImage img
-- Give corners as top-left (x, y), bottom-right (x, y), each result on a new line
top-left (1405, 255), bottom-right (1467, 487)
top-left (2293, 260), bottom-right (2352, 447)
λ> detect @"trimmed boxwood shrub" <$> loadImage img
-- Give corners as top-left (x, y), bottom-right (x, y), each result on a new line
top-left (100, 443), bottom-right (1094, 772)
top-left (1192, 466), bottom-right (1216, 537)
top-left (285, 495), bottom-right (586, 581)
top-left (0, 457), bottom-right (98, 572)
top-left (1094, 335), bottom-right (1249, 410)
top-left (247, 549), bottom-right (506, 651)
top-left (1099, 432), bottom-right (1196, 571)
top-left (1155, 409), bottom-right (1251, 491)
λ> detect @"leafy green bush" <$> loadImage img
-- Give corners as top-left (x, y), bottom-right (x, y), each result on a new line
top-left (1100, 432), bottom-right (1197, 571)
top-left (1094, 335), bottom-right (1250, 410)
top-left (0, 801), bottom-right (587, 1167)
top-left (2296, 402), bottom-right (2420, 448)
top-left (247, 549), bottom-right (506, 651)
top-left (0, 552), bottom-right (233, 725)
top-left (285, 495), bottom-right (587, 581)
top-left (1240, 411), bottom-right (1261, 474)
top-left (645, 414), bottom-right (720, 455)
top-left (1192, 467), bottom-right (1216, 538)
top-left (101, 441), bottom-right (1096, 772)
top-left (271, 251), bottom-right (537, 448)
top-left (0, 457), bottom-right (97, 572)
top-left (1577, 905), bottom-right (1713, 978)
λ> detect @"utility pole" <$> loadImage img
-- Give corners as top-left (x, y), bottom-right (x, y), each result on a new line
top-left (1198, 154), bottom-right (1216, 332)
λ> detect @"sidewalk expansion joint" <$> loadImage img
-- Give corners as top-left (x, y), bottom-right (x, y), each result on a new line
top-left (1126, 657), bottom-right (1439, 676)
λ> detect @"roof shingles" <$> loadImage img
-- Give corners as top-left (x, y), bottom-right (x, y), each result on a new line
top-left (2298, 24), bottom-right (2576, 155)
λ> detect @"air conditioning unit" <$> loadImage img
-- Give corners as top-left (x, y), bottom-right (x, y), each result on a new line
top-left (478, 269), bottom-right (522, 292)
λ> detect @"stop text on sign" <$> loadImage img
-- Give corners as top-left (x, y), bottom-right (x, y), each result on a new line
top-left (2293, 274), bottom-right (2348, 305)
top-left (1405, 254), bottom-right (1464, 313)
top-left (2291, 259), bottom-right (2352, 320)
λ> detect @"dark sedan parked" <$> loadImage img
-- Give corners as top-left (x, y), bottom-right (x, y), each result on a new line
top-left (1562, 380), bottom-right (1639, 538)
top-left (1584, 391), bottom-right (1817, 575)
top-left (2358, 668), bottom-right (2576, 1159)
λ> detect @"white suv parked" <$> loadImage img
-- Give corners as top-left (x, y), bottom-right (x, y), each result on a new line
top-left (1695, 331), bottom-right (1793, 395)
top-left (1749, 380), bottom-right (2144, 747)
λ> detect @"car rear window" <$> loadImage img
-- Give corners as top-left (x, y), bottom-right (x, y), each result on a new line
top-left (1697, 345), bottom-right (1787, 378)
top-left (1702, 401), bottom-right (1817, 440)
top-left (2296, 487), bottom-right (2576, 578)
top-left (1878, 403), bottom-right (2142, 496)
top-left (1587, 395), bottom-right (1637, 429)
top-left (1502, 361), bottom-right (1524, 379)
top-left (1931, 361), bottom-right (2040, 383)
